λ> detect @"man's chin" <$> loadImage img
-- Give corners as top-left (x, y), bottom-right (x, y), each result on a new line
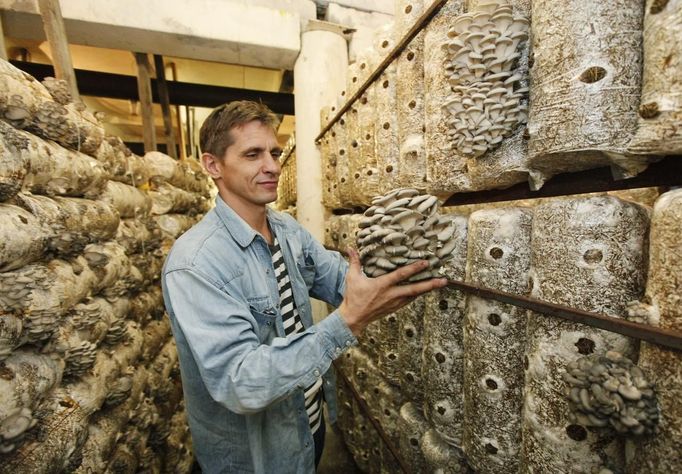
top-left (260, 192), bottom-right (278, 205)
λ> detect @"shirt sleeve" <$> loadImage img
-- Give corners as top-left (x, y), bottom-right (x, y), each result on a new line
top-left (163, 267), bottom-right (355, 415)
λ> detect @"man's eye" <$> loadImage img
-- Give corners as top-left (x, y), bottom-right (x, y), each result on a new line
top-left (272, 152), bottom-right (282, 160)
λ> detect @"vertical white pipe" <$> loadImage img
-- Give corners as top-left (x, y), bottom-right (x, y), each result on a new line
top-left (293, 22), bottom-right (348, 241)
top-left (294, 22), bottom-right (348, 323)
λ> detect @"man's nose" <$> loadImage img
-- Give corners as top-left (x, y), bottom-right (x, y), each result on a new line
top-left (263, 153), bottom-right (281, 175)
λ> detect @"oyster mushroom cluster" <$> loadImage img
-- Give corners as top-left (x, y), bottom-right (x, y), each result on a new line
top-left (443, 0), bottom-right (529, 158)
top-left (563, 351), bottom-right (659, 436)
top-left (41, 77), bottom-right (72, 106)
top-left (0, 265), bottom-right (50, 313)
top-left (105, 371), bottom-right (134, 407)
top-left (61, 340), bottom-right (98, 378)
top-left (105, 318), bottom-right (129, 346)
top-left (356, 188), bottom-right (458, 281)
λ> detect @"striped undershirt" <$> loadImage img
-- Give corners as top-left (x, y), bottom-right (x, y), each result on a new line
top-left (269, 237), bottom-right (324, 435)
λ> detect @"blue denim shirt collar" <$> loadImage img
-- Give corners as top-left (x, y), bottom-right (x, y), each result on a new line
top-left (213, 195), bottom-right (284, 248)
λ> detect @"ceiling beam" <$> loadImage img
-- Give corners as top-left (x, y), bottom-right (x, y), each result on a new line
top-left (11, 60), bottom-right (295, 115)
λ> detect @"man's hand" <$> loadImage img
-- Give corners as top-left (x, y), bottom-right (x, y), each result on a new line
top-left (338, 248), bottom-right (448, 335)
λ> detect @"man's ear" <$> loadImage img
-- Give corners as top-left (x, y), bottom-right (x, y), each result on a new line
top-left (201, 152), bottom-right (222, 179)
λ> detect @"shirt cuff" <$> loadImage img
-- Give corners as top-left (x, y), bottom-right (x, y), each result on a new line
top-left (317, 310), bottom-right (357, 359)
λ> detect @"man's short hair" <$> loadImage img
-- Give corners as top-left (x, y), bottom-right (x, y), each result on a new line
top-left (199, 101), bottom-right (280, 158)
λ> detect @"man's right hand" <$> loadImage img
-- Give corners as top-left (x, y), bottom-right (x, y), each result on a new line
top-left (338, 248), bottom-right (448, 335)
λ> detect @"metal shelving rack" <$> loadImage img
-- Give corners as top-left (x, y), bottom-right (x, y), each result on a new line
top-left (317, 1), bottom-right (682, 472)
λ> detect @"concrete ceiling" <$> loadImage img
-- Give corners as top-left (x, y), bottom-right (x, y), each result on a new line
top-left (0, 0), bottom-right (307, 69)
top-left (0, 0), bottom-right (311, 151)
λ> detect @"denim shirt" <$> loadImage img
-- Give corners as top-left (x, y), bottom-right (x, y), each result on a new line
top-left (161, 196), bottom-right (355, 473)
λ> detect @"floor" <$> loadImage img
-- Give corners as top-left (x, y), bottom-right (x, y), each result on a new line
top-left (317, 421), bottom-right (361, 474)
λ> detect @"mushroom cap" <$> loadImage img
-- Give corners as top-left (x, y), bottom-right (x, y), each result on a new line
top-left (365, 205), bottom-right (384, 216)
top-left (386, 244), bottom-right (409, 256)
top-left (474, 129), bottom-right (490, 141)
top-left (392, 209), bottom-right (422, 231)
top-left (487, 60), bottom-right (508, 75)
top-left (379, 214), bottom-right (394, 225)
top-left (405, 225), bottom-right (426, 238)
top-left (491, 11), bottom-right (514, 30)
top-left (385, 197), bottom-right (412, 211)
top-left (472, 12), bottom-right (492, 25)
top-left (448, 38), bottom-right (467, 52)
top-left (466, 31), bottom-right (487, 50)
top-left (512, 17), bottom-right (530, 29)
top-left (397, 188), bottom-right (420, 198)
top-left (450, 16), bottom-right (473, 36)
top-left (375, 257), bottom-right (397, 271)
top-left (476, 2), bottom-right (501, 14)
top-left (409, 193), bottom-right (434, 207)
top-left (416, 195), bottom-right (438, 215)
top-left (492, 5), bottom-right (513, 15)
top-left (510, 30), bottom-right (529, 41)
top-left (386, 206), bottom-right (411, 216)
top-left (470, 64), bottom-right (488, 77)
top-left (488, 86), bottom-right (508, 98)
top-left (452, 47), bottom-right (473, 63)
top-left (480, 32), bottom-right (498, 45)
top-left (383, 231), bottom-right (408, 244)
top-left (412, 237), bottom-right (430, 249)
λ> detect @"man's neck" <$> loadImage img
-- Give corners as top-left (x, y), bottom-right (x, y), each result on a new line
top-left (219, 190), bottom-right (272, 243)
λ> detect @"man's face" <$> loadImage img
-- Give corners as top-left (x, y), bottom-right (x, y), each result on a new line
top-left (207, 120), bottom-right (282, 209)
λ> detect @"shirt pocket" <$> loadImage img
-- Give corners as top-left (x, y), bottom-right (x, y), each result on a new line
top-left (247, 296), bottom-right (278, 342)
top-left (296, 252), bottom-right (316, 289)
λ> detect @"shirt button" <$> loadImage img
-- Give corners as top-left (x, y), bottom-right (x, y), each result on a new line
top-left (305, 442), bottom-right (310, 448)
top-left (313, 369), bottom-right (320, 377)
top-left (345, 340), bottom-right (352, 347)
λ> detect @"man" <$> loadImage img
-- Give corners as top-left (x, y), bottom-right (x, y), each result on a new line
top-left (161, 101), bottom-right (446, 473)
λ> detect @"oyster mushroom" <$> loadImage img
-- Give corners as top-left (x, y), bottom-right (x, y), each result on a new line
top-left (357, 189), bottom-right (458, 281)
top-left (562, 350), bottom-right (659, 436)
top-left (442, 0), bottom-right (529, 158)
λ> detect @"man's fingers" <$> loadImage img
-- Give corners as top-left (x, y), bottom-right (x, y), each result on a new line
top-left (392, 277), bottom-right (447, 298)
top-left (380, 260), bottom-right (430, 286)
top-left (346, 247), bottom-right (363, 275)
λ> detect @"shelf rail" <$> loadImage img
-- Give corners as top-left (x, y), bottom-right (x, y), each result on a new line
top-left (333, 362), bottom-right (411, 474)
top-left (443, 156), bottom-right (682, 207)
top-left (447, 279), bottom-right (682, 352)
top-left (324, 247), bottom-right (682, 352)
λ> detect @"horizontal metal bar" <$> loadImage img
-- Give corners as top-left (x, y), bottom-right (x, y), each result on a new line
top-left (315, 0), bottom-right (448, 142)
top-left (10, 60), bottom-right (295, 115)
top-left (444, 156), bottom-right (682, 207)
top-left (333, 362), bottom-right (410, 474)
top-left (447, 279), bottom-right (682, 352)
